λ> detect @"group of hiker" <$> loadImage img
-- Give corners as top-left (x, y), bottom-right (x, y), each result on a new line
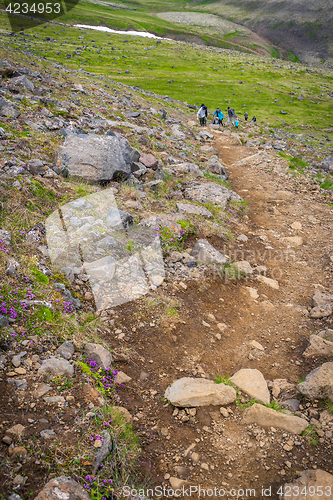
top-left (197, 104), bottom-right (256, 129)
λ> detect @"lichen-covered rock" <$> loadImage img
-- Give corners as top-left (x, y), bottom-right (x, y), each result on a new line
top-left (54, 132), bottom-right (133, 183)
top-left (183, 181), bottom-right (241, 208)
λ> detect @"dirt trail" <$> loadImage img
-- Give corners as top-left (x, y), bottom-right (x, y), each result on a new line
top-left (109, 131), bottom-right (333, 498)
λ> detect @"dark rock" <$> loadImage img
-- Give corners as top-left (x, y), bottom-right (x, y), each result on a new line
top-left (281, 398), bottom-right (300, 412)
top-left (56, 340), bottom-right (74, 360)
top-left (126, 111), bottom-right (140, 118)
top-left (0, 97), bottom-right (20, 119)
top-left (10, 75), bottom-right (34, 92)
top-left (0, 314), bottom-right (9, 328)
top-left (53, 283), bottom-right (81, 309)
top-left (54, 132), bottom-right (133, 183)
top-left (131, 161), bottom-right (147, 177)
top-left (25, 159), bottom-right (45, 176)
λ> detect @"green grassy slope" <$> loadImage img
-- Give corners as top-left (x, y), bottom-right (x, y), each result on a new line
top-left (1, 11), bottom-right (332, 142)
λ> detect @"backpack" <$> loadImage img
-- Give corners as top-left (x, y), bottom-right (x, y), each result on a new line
top-left (231, 108), bottom-right (235, 116)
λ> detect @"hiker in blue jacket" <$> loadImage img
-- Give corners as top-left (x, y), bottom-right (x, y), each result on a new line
top-left (213, 107), bottom-right (224, 129)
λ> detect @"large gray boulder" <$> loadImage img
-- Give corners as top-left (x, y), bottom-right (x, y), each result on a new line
top-left (10, 75), bottom-right (34, 92)
top-left (297, 362), bottom-right (333, 401)
top-left (54, 132), bottom-right (133, 183)
top-left (35, 476), bottom-right (90, 500)
top-left (183, 181), bottom-right (241, 208)
top-left (191, 239), bottom-right (227, 265)
top-left (243, 403), bottom-right (308, 434)
top-left (281, 470), bottom-right (333, 500)
top-left (165, 377), bottom-right (236, 407)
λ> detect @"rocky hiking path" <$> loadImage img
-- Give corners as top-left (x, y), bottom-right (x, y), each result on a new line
top-left (106, 130), bottom-right (333, 499)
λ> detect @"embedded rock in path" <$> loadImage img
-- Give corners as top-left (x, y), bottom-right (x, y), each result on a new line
top-left (311, 290), bottom-right (333, 308)
top-left (38, 357), bottom-right (74, 377)
top-left (281, 470), bottom-right (333, 500)
top-left (191, 239), bottom-right (227, 265)
top-left (257, 275), bottom-right (279, 290)
top-left (54, 132), bottom-right (133, 183)
top-left (309, 304), bottom-right (333, 319)
top-left (35, 476), bottom-right (90, 500)
top-left (33, 383), bottom-right (52, 399)
top-left (297, 362), bottom-right (333, 401)
top-left (165, 377), bottom-right (236, 407)
top-left (230, 369), bottom-right (270, 404)
top-left (174, 163), bottom-right (204, 178)
top-left (84, 343), bottom-right (112, 370)
top-left (303, 335), bottom-right (333, 358)
top-left (176, 203), bottom-right (213, 218)
top-left (183, 181), bottom-right (241, 208)
top-left (280, 236), bottom-right (303, 247)
top-left (242, 403), bottom-right (308, 434)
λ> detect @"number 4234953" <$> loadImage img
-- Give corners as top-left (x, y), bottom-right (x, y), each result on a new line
top-left (5, 3), bottom-right (61, 14)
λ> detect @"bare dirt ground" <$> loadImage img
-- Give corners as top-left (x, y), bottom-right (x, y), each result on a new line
top-left (105, 132), bottom-right (333, 498)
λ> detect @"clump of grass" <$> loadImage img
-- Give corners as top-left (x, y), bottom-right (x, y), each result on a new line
top-left (302, 424), bottom-right (319, 446)
top-left (324, 400), bottom-right (333, 415)
top-left (214, 374), bottom-right (234, 386)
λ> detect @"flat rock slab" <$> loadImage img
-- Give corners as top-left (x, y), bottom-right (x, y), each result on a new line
top-left (230, 369), bottom-right (270, 404)
top-left (243, 403), bottom-right (308, 434)
top-left (183, 181), bottom-right (241, 209)
top-left (165, 377), bottom-right (236, 407)
top-left (54, 132), bottom-right (132, 183)
top-left (191, 239), bottom-right (227, 265)
top-left (35, 476), bottom-right (90, 500)
top-left (280, 236), bottom-right (303, 247)
top-left (281, 469), bottom-right (333, 500)
top-left (177, 203), bottom-right (213, 218)
top-left (257, 275), bottom-right (279, 290)
top-left (297, 362), bottom-right (333, 401)
top-left (38, 358), bottom-right (74, 377)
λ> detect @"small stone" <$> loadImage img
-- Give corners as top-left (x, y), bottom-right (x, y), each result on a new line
top-left (15, 367), bottom-right (26, 375)
top-left (249, 340), bottom-right (264, 351)
top-left (115, 371), bottom-right (132, 384)
top-left (40, 429), bottom-right (56, 439)
top-left (43, 396), bottom-right (65, 404)
top-left (33, 383), bottom-right (52, 399)
top-left (201, 463), bottom-right (209, 470)
top-left (2, 435), bottom-right (12, 444)
top-left (11, 446), bottom-right (28, 458)
top-left (220, 407), bottom-right (229, 417)
top-left (94, 439), bottom-right (102, 448)
top-left (6, 424), bottom-right (25, 437)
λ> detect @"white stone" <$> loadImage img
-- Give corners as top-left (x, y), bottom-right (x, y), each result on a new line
top-left (230, 368), bottom-right (270, 404)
